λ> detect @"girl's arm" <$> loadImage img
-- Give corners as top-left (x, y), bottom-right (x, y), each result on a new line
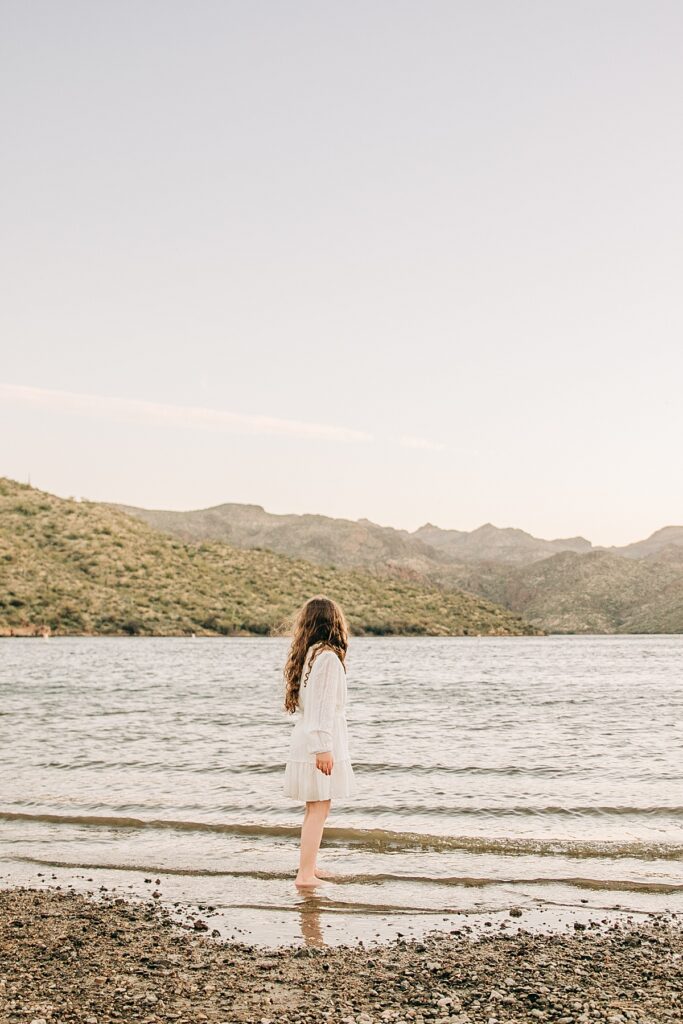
top-left (305, 650), bottom-right (340, 775)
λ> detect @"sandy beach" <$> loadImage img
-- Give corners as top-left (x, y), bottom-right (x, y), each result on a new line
top-left (1, 885), bottom-right (681, 1024)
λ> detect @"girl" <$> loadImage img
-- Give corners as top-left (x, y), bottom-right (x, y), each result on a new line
top-left (283, 595), bottom-right (356, 887)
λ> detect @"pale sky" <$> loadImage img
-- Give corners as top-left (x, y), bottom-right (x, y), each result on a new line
top-left (1, 1), bottom-right (681, 547)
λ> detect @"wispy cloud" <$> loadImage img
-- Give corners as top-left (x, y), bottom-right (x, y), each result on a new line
top-left (0, 383), bottom-right (373, 444)
top-left (399, 434), bottom-right (447, 452)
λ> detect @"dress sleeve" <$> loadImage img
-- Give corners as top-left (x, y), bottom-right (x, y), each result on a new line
top-left (305, 650), bottom-right (341, 754)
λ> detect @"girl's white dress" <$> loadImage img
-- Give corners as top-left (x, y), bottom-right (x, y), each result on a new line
top-left (283, 644), bottom-right (357, 802)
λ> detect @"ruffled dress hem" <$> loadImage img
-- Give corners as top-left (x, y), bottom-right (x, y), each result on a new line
top-left (283, 758), bottom-right (356, 802)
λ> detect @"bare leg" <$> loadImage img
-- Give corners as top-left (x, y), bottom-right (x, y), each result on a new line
top-left (295, 799), bottom-right (331, 886)
top-left (315, 802), bottom-right (334, 877)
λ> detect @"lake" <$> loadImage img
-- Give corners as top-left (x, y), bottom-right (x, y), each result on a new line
top-left (1, 635), bottom-right (681, 945)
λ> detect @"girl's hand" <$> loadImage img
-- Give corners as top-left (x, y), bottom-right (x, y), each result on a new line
top-left (316, 752), bottom-right (334, 776)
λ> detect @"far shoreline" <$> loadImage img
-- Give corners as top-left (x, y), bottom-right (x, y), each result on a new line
top-left (3, 630), bottom-right (682, 639)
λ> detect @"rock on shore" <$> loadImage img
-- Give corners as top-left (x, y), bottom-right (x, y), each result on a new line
top-left (1, 888), bottom-right (681, 1023)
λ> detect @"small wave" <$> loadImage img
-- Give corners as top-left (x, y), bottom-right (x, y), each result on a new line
top-left (13, 856), bottom-right (683, 895)
top-left (22, 760), bottom-right (683, 783)
top-left (337, 804), bottom-right (683, 819)
top-left (2, 810), bottom-right (682, 861)
top-left (18, 761), bottom-right (591, 778)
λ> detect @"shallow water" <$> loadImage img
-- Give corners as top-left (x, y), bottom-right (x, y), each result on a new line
top-left (1, 635), bottom-right (681, 944)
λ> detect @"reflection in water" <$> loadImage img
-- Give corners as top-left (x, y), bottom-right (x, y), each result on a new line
top-left (297, 889), bottom-right (325, 946)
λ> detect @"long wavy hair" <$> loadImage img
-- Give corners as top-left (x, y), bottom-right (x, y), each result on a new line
top-left (283, 595), bottom-right (348, 714)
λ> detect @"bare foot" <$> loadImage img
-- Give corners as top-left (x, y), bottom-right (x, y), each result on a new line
top-left (314, 868), bottom-right (335, 879)
top-left (295, 874), bottom-right (324, 887)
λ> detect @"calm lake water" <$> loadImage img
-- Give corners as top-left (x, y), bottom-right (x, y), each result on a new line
top-left (1, 636), bottom-right (681, 945)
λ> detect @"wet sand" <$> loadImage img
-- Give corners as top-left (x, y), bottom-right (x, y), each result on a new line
top-left (2, 856), bottom-right (676, 948)
top-left (1, 885), bottom-right (681, 1024)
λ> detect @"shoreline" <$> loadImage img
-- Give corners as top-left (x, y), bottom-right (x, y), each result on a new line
top-left (5, 631), bottom-right (682, 639)
top-left (2, 846), bottom-right (678, 950)
top-left (0, 859), bottom-right (653, 949)
top-left (0, 629), bottom-right (547, 638)
top-left (1, 885), bottom-right (681, 1024)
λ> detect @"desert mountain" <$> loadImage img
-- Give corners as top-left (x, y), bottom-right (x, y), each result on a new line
top-left (116, 500), bottom-right (683, 568)
top-left (604, 525), bottom-right (683, 560)
top-left (431, 551), bottom-right (683, 634)
top-left (111, 499), bottom-right (683, 633)
top-left (413, 522), bottom-right (593, 564)
top-left (112, 502), bottom-right (602, 569)
top-left (0, 479), bottom-right (537, 637)
top-left (113, 502), bottom-right (452, 572)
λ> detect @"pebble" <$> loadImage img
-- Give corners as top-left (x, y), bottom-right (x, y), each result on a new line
top-left (2, 888), bottom-right (682, 1024)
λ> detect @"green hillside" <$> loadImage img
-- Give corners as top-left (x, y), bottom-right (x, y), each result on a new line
top-left (0, 479), bottom-right (541, 637)
top-left (433, 551), bottom-right (683, 634)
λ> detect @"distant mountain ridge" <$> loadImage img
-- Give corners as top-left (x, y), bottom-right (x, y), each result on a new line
top-left (412, 521), bottom-right (593, 563)
top-left (113, 502), bottom-right (454, 572)
top-left (111, 499), bottom-right (683, 634)
top-left (606, 525), bottom-right (683, 560)
top-left (114, 499), bottom-right (681, 567)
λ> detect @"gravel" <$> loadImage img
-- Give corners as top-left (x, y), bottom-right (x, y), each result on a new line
top-left (1, 887), bottom-right (681, 1023)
